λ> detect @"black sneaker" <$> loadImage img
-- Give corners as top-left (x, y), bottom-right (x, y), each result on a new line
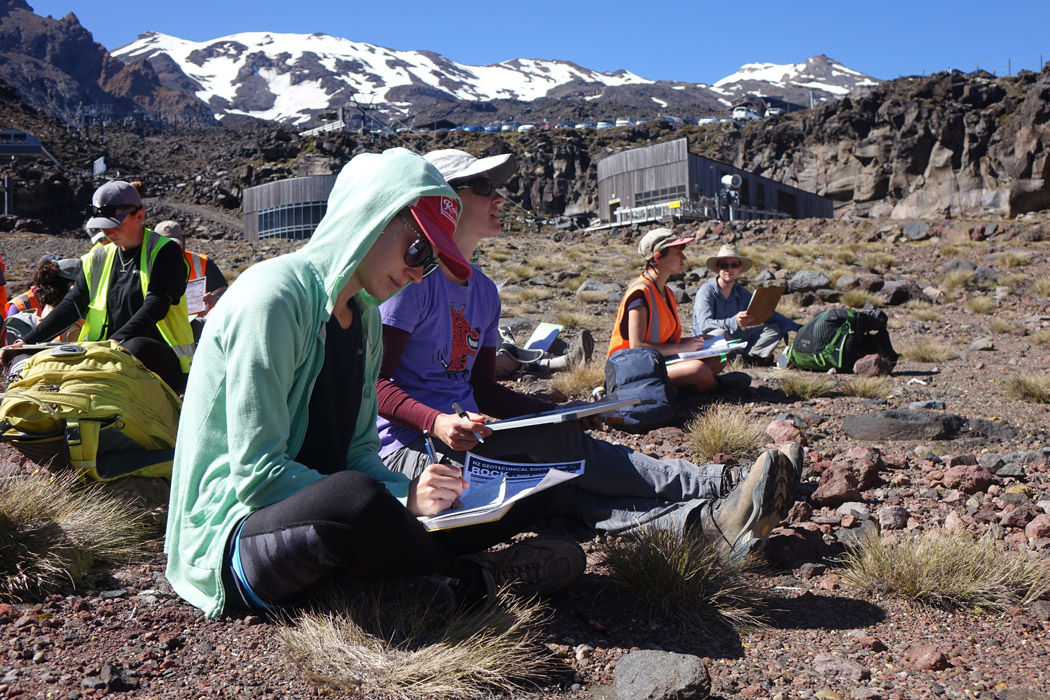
top-left (466, 536), bottom-right (586, 597)
top-left (701, 447), bottom-right (802, 561)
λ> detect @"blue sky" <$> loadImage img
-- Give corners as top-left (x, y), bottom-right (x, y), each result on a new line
top-left (27, 0), bottom-right (1050, 82)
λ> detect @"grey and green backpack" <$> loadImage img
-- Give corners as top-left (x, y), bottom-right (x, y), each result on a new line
top-left (786, 308), bottom-right (898, 373)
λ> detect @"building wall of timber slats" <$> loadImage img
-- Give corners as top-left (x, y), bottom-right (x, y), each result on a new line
top-left (242, 175), bottom-right (337, 240)
top-left (596, 138), bottom-right (834, 222)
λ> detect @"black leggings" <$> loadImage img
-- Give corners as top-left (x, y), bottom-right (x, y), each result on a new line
top-left (221, 470), bottom-right (555, 612)
top-left (119, 336), bottom-right (187, 394)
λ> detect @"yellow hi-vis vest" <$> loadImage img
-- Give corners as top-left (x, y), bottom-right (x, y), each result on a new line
top-left (78, 228), bottom-right (196, 372)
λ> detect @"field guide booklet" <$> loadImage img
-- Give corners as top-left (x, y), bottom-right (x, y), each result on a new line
top-left (418, 454), bottom-right (584, 531)
top-left (666, 337), bottom-right (747, 364)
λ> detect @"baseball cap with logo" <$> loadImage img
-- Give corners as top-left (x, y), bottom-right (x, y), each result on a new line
top-left (85, 180), bottom-right (143, 232)
top-left (406, 195), bottom-right (471, 280)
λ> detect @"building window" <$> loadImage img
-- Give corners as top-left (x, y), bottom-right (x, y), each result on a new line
top-left (255, 201), bottom-right (329, 239)
top-left (633, 185), bottom-right (686, 207)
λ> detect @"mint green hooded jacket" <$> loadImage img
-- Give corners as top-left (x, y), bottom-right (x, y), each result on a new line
top-left (165, 149), bottom-right (459, 617)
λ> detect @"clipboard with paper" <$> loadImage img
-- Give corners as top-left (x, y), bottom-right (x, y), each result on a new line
top-left (744, 285), bottom-right (786, 325)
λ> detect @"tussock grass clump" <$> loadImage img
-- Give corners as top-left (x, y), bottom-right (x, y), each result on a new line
top-left (552, 310), bottom-right (596, 330)
top-left (941, 269), bottom-right (975, 291)
top-left (841, 530), bottom-right (1050, 610)
top-left (779, 373), bottom-right (836, 400)
top-left (832, 249), bottom-right (858, 265)
top-left (963, 296), bottom-right (996, 314)
top-left (900, 339), bottom-right (957, 363)
top-left (907, 301), bottom-right (941, 322)
top-left (279, 591), bottom-right (552, 698)
top-left (0, 472), bottom-right (152, 601)
top-left (999, 273), bottom-right (1029, 289)
top-left (861, 252), bottom-right (895, 273)
top-left (1029, 329), bottom-right (1050, 346)
top-left (550, 362), bottom-right (605, 401)
top-left (841, 289), bottom-right (885, 309)
top-left (1033, 278), bottom-right (1050, 298)
top-left (839, 376), bottom-right (892, 399)
top-left (685, 404), bottom-right (766, 461)
top-left (988, 317), bottom-right (1017, 334)
top-left (998, 252), bottom-right (1030, 267)
top-left (576, 290), bottom-right (610, 304)
top-left (1003, 374), bottom-right (1050, 403)
top-left (603, 526), bottom-right (767, 634)
top-left (776, 296), bottom-right (802, 321)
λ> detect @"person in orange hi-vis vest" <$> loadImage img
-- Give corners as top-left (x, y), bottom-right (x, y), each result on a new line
top-left (608, 228), bottom-right (727, 395)
top-left (154, 220), bottom-right (228, 319)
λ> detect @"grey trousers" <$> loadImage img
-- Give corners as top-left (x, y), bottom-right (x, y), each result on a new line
top-left (734, 324), bottom-right (786, 360)
top-left (382, 422), bottom-right (731, 535)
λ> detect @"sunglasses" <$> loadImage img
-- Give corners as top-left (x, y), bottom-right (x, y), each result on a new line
top-left (398, 213), bottom-right (439, 277)
top-left (454, 176), bottom-right (496, 197)
top-left (89, 204), bottom-right (137, 218)
top-left (717, 260), bottom-right (742, 270)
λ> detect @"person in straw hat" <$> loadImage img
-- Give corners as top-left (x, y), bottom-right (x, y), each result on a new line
top-left (607, 228), bottom-right (725, 394)
top-left (692, 243), bottom-right (800, 365)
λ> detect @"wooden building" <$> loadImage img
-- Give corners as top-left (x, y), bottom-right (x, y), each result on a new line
top-left (596, 138), bottom-right (833, 224)
top-left (242, 175), bottom-right (337, 240)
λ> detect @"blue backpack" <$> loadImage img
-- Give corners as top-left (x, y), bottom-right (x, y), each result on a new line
top-left (603, 348), bottom-right (677, 433)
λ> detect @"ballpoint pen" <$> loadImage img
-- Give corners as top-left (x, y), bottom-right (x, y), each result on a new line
top-left (451, 401), bottom-right (485, 444)
top-left (422, 430), bottom-right (439, 464)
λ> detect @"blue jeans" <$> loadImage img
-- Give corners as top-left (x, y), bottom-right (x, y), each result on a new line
top-left (382, 423), bottom-right (731, 535)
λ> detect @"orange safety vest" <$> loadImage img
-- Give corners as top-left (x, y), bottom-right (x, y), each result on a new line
top-left (6, 287), bottom-right (44, 316)
top-left (607, 275), bottom-right (682, 357)
top-left (184, 250), bottom-right (208, 281)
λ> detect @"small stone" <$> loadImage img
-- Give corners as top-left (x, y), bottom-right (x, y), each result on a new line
top-left (1025, 514), bottom-right (1050, 540)
top-left (813, 653), bottom-right (870, 681)
top-left (902, 645), bottom-right (949, 671)
top-left (969, 337), bottom-right (995, 351)
top-left (909, 400), bottom-right (946, 410)
top-left (878, 505), bottom-right (909, 530)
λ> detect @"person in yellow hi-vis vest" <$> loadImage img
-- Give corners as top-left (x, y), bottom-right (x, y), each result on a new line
top-left (13, 181), bottom-right (194, 393)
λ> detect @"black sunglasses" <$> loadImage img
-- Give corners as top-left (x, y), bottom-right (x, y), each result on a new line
top-left (454, 176), bottom-right (496, 197)
top-left (398, 213), bottom-right (439, 277)
top-left (89, 204), bottom-right (137, 218)
top-left (717, 260), bottom-right (742, 270)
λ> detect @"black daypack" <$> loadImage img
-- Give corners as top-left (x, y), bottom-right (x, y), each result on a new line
top-left (787, 308), bottom-right (898, 373)
top-left (603, 348), bottom-right (677, 433)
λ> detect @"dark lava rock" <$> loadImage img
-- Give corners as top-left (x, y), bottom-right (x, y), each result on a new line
top-left (843, 410), bottom-right (965, 441)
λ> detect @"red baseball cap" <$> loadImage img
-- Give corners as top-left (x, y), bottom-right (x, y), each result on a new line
top-left (408, 195), bottom-right (472, 280)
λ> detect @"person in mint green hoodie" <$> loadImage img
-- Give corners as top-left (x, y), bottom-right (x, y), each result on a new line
top-left (165, 148), bottom-right (584, 618)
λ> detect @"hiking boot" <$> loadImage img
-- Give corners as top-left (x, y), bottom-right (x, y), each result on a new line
top-left (466, 536), bottom-right (586, 597)
top-left (700, 448), bottom-right (801, 561)
top-left (716, 371), bottom-right (752, 394)
top-left (718, 463), bottom-right (746, 498)
top-left (567, 330), bottom-right (595, 369)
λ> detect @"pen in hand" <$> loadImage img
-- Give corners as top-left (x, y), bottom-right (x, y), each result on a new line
top-left (451, 401), bottom-right (485, 444)
top-left (423, 430), bottom-right (439, 464)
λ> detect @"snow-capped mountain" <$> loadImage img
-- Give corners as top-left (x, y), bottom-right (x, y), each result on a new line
top-left (113, 31), bottom-right (878, 126)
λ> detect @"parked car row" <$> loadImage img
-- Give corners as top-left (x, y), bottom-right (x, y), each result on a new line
top-left (398, 109), bottom-right (784, 134)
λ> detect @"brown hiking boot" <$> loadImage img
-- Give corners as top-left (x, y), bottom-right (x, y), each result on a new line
top-left (466, 536), bottom-right (586, 597)
top-left (701, 446), bottom-right (803, 561)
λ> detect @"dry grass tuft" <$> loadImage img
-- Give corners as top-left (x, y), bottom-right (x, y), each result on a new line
top-left (1029, 329), bottom-right (1050, 346)
top-left (963, 296), bottom-right (996, 314)
top-left (1033, 278), bottom-right (1050, 298)
top-left (279, 589), bottom-right (553, 699)
top-left (998, 252), bottom-right (1030, 267)
top-left (776, 296), bottom-right (803, 321)
top-left (999, 273), bottom-right (1029, 289)
top-left (576, 290), bottom-right (611, 304)
top-left (907, 301), bottom-right (941, 322)
top-left (840, 289), bottom-right (884, 309)
top-left (941, 269), bottom-right (975, 291)
top-left (841, 530), bottom-right (1050, 610)
top-left (987, 317), bottom-right (1018, 334)
top-left (0, 471), bottom-right (153, 602)
top-left (549, 362), bottom-right (606, 401)
top-left (839, 376), bottom-right (892, 399)
top-left (900, 339), bottom-right (957, 363)
top-left (685, 404), bottom-right (767, 461)
top-left (779, 373), bottom-right (836, 400)
top-left (552, 310), bottom-right (598, 330)
top-left (861, 252), bottom-right (895, 273)
top-left (602, 526), bottom-right (767, 634)
top-left (1003, 374), bottom-right (1050, 403)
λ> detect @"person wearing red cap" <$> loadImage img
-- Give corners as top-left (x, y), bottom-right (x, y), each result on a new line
top-left (165, 149), bottom-right (583, 620)
top-left (608, 228), bottom-right (725, 394)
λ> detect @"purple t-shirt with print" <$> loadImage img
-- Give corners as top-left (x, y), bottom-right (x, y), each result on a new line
top-left (377, 266), bottom-right (501, 456)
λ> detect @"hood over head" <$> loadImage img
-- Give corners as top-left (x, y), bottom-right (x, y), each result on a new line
top-left (297, 148), bottom-right (460, 317)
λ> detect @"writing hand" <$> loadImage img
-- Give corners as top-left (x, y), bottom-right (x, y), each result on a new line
top-left (407, 462), bottom-right (468, 516)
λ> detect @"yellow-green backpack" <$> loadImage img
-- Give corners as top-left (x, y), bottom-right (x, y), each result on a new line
top-left (0, 341), bottom-right (181, 481)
